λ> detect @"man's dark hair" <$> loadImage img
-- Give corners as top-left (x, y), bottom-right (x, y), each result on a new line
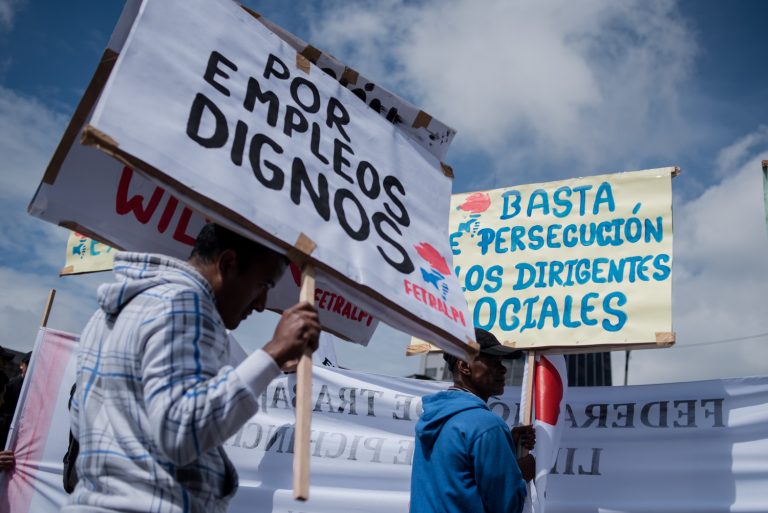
top-left (190, 223), bottom-right (285, 272)
top-left (0, 370), bottom-right (8, 392)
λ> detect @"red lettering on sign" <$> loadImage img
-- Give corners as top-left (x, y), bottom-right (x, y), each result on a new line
top-left (116, 166), bottom-right (164, 224)
top-left (403, 279), bottom-right (467, 327)
top-left (311, 287), bottom-right (374, 326)
top-left (173, 207), bottom-right (196, 246)
top-left (115, 166), bottom-right (196, 247)
top-left (157, 196), bottom-right (179, 234)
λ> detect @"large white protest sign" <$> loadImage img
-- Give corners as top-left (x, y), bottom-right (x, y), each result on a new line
top-left (33, 154), bottom-right (378, 341)
top-left (435, 168), bottom-right (674, 352)
top-left (4, 329), bottom-right (767, 513)
top-left (28, 1), bottom-right (377, 344)
top-left (79, 0), bottom-right (473, 354)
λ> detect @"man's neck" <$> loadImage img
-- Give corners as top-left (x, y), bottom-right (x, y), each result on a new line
top-left (449, 383), bottom-right (488, 403)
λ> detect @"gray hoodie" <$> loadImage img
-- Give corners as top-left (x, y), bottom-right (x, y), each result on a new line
top-left (65, 252), bottom-right (280, 513)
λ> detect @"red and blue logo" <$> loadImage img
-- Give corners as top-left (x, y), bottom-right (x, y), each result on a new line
top-left (455, 192), bottom-right (491, 237)
top-left (414, 242), bottom-right (451, 300)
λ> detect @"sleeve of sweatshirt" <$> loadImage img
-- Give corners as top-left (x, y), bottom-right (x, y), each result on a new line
top-left (140, 289), bottom-right (281, 465)
top-left (471, 424), bottom-right (527, 513)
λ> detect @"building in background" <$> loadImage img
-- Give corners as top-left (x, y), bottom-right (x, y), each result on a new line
top-left (419, 351), bottom-right (611, 386)
top-left (566, 353), bottom-right (612, 386)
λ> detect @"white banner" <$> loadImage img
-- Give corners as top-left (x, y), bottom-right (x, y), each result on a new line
top-left (27, 1), bottom-right (378, 345)
top-left (3, 329), bottom-right (767, 513)
top-left (0, 329), bottom-right (79, 513)
top-left (31, 0), bottom-right (473, 354)
top-left (411, 168), bottom-right (675, 354)
top-left (85, 0), bottom-right (473, 353)
top-left (33, 160), bottom-right (378, 342)
top-left (449, 168), bottom-right (674, 351)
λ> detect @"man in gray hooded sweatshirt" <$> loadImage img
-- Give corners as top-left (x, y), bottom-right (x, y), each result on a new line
top-left (65, 224), bottom-right (320, 513)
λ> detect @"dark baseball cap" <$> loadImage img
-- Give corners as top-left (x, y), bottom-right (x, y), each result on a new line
top-left (444, 328), bottom-right (522, 371)
top-left (474, 328), bottom-right (523, 359)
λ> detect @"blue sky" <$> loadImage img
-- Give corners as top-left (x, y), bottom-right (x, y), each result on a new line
top-left (0, 0), bottom-right (767, 384)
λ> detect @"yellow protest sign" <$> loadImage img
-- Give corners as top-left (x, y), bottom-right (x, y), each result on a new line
top-left (409, 167), bottom-right (675, 355)
top-left (60, 231), bottom-right (115, 276)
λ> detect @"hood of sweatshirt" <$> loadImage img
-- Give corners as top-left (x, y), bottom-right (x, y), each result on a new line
top-left (416, 390), bottom-right (489, 454)
top-left (97, 252), bottom-right (214, 317)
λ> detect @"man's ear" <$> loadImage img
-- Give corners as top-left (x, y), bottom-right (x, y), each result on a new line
top-left (217, 249), bottom-right (239, 279)
top-left (456, 358), bottom-right (472, 376)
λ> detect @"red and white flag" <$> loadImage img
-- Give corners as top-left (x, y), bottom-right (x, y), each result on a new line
top-left (520, 354), bottom-right (568, 513)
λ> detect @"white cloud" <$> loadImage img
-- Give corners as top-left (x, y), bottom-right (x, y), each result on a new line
top-left (0, 86), bottom-right (67, 201)
top-left (0, 0), bottom-right (25, 32)
top-left (0, 86), bottom-right (95, 354)
top-left (0, 267), bottom-right (102, 353)
top-left (715, 125), bottom-right (768, 178)
top-left (624, 138), bottom-right (768, 384)
top-left (308, 0), bottom-right (696, 184)
top-left (0, 87), bottom-right (71, 275)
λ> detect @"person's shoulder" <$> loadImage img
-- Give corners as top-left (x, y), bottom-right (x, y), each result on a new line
top-left (129, 268), bottom-right (215, 310)
top-left (453, 404), bottom-right (504, 427)
top-left (441, 399), bottom-right (505, 437)
top-left (463, 413), bottom-right (513, 454)
top-left (109, 279), bottom-right (218, 334)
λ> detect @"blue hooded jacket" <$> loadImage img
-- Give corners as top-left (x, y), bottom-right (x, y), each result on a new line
top-left (410, 390), bottom-right (526, 513)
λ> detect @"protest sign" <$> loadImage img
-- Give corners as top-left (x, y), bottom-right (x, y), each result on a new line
top-left (35, 158), bottom-right (378, 343)
top-left (28, 2), bottom-right (380, 345)
top-left (4, 328), bottom-right (767, 513)
top-left (411, 167), bottom-right (675, 354)
top-left (27, 0), bottom-right (470, 351)
top-left (78, 0), bottom-right (473, 355)
top-left (59, 231), bottom-right (115, 276)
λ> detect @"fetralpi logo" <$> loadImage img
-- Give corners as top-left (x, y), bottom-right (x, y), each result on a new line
top-left (414, 242), bottom-right (451, 300)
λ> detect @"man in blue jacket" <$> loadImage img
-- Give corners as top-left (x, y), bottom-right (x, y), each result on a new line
top-left (410, 328), bottom-right (535, 513)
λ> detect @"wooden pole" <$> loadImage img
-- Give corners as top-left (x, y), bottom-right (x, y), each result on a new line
top-left (519, 351), bottom-right (536, 457)
top-left (39, 289), bottom-right (56, 328)
top-left (624, 350), bottom-right (630, 386)
top-left (293, 265), bottom-right (315, 501)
